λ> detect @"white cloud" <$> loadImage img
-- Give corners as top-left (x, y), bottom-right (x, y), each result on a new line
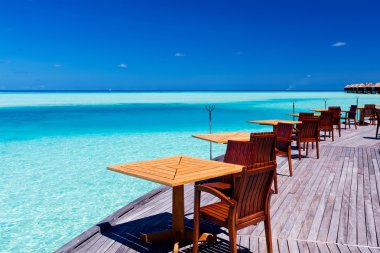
top-left (118, 63), bottom-right (128, 68)
top-left (53, 64), bottom-right (62, 68)
top-left (332, 41), bottom-right (347, 47)
top-left (175, 52), bottom-right (185, 57)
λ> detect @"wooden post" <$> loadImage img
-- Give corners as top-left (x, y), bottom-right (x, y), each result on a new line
top-left (205, 105), bottom-right (215, 160)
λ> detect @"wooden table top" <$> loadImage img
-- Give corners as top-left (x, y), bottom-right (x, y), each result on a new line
top-left (247, 119), bottom-right (301, 126)
top-left (310, 108), bottom-right (328, 112)
top-left (287, 113), bottom-right (320, 117)
top-left (107, 156), bottom-right (244, 187)
top-left (192, 131), bottom-right (250, 144)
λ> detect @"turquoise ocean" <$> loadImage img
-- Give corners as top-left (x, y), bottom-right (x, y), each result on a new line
top-left (1, 91), bottom-right (378, 252)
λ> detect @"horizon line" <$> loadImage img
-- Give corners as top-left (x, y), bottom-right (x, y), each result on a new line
top-left (0, 89), bottom-right (343, 92)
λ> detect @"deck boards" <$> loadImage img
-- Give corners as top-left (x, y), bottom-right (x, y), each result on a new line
top-left (56, 126), bottom-right (380, 253)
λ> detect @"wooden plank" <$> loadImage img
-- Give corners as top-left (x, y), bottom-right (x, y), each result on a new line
top-left (348, 147), bottom-right (359, 245)
top-left (297, 240), bottom-right (310, 253)
top-left (287, 239), bottom-right (300, 253)
top-left (363, 149), bottom-right (378, 247)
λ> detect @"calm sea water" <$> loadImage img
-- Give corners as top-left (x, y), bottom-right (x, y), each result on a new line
top-left (0, 91), bottom-right (378, 252)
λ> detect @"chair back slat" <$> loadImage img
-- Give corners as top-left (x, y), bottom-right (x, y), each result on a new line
top-left (249, 132), bottom-right (277, 163)
top-left (236, 164), bottom-right (275, 220)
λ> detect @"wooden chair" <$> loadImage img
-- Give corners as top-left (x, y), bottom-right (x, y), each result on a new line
top-left (361, 104), bottom-right (376, 125)
top-left (207, 133), bottom-right (278, 194)
top-left (328, 106), bottom-right (342, 137)
top-left (275, 123), bottom-right (294, 176)
top-left (294, 118), bottom-right (320, 160)
top-left (193, 162), bottom-right (276, 253)
top-left (205, 140), bottom-right (259, 195)
top-left (296, 112), bottom-right (315, 130)
top-left (376, 109), bottom-right (380, 139)
top-left (250, 132), bottom-right (277, 193)
top-left (344, 105), bottom-right (358, 129)
top-left (319, 111), bottom-right (334, 141)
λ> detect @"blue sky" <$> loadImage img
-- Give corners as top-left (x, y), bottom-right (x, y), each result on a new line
top-left (0, 0), bottom-right (379, 90)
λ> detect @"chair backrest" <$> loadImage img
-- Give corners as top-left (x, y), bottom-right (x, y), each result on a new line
top-left (365, 104), bottom-right (376, 109)
top-left (276, 123), bottom-right (293, 140)
top-left (364, 104), bottom-right (376, 116)
top-left (275, 123), bottom-right (293, 150)
top-left (224, 140), bottom-right (259, 166)
top-left (319, 111), bottom-right (334, 128)
top-left (299, 112), bottom-right (315, 121)
top-left (328, 106), bottom-right (341, 121)
top-left (348, 105), bottom-right (357, 118)
top-left (249, 132), bottom-right (277, 163)
top-left (300, 118), bottom-right (320, 139)
top-left (235, 163), bottom-right (275, 223)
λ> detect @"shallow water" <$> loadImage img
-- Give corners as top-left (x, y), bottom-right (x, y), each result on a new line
top-left (0, 91), bottom-right (378, 252)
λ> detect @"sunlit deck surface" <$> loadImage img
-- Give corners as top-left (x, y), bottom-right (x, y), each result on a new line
top-left (57, 125), bottom-right (380, 253)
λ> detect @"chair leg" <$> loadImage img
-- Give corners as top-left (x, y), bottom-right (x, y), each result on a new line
top-left (192, 191), bottom-right (200, 253)
top-left (274, 168), bottom-right (278, 194)
top-left (354, 119), bottom-right (357, 129)
top-left (338, 124), bottom-right (341, 137)
top-left (306, 142), bottom-right (309, 157)
top-left (264, 217), bottom-right (273, 253)
top-left (316, 141), bottom-right (319, 159)
top-left (287, 146), bottom-right (293, 177)
top-left (298, 141), bottom-right (301, 160)
top-left (228, 223), bottom-right (237, 253)
top-left (332, 128), bottom-right (334, 142)
top-left (376, 125), bottom-right (379, 139)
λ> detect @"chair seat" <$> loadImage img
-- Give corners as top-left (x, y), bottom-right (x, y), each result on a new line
top-left (200, 201), bottom-right (230, 223)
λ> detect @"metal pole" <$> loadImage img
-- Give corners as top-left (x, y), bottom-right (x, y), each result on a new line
top-left (356, 96), bottom-right (359, 120)
top-left (324, 98), bottom-right (328, 109)
top-left (205, 105), bottom-right (215, 160)
top-left (291, 101), bottom-right (296, 121)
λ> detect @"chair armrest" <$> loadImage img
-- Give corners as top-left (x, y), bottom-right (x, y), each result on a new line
top-left (201, 182), bottom-right (231, 190)
top-left (195, 184), bottom-right (236, 206)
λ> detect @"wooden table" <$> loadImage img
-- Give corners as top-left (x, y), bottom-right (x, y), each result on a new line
top-left (192, 131), bottom-right (250, 144)
top-left (107, 156), bottom-right (243, 252)
top-left (248, 119), bottom-right (301, 126)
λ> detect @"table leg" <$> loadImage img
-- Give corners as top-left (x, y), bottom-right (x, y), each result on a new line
top-left (140, 185), bottom-right (192, 252)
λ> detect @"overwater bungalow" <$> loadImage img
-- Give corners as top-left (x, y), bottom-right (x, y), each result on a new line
top-left (345, 82), bottom-right (380, 94)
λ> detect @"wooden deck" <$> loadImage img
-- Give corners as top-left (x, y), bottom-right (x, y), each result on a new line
top-left (56, 125), bottom-right (380, 253)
